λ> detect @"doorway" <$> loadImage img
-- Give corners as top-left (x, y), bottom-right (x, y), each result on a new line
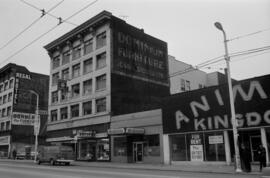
top-left (250, 135), bottom-right (261, 162)
top-left (133, 142), bottom-right (143, 163)
top-left (238, 129), bottom-right (261, 162)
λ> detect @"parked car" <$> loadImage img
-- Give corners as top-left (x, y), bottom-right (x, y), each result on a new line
top-left (36, 145), bottom-right (74, 165)
top-left (15, 152), bottom-right (25, 160)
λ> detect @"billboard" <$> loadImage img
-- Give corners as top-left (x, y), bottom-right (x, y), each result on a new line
top-left (111, 17), bottom-right (169, 86)
top-left (162, 75), bottom-right (270, 134)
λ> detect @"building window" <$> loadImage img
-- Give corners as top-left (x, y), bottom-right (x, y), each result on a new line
top-left (96, 98), bottom-right (106, 113)
top-left (7, 106), bottom-right (11, 116)
top-left (0, 97), bottom-right (2, 105)
top-left (4, 81), bottom-right (8, 91)
top-left (180, 79), bottom-right (185, 91)
top-left (52, 56), bottom-right (60, 69)
top-left (9, 79), bottom-right (14, 88)
top-left (72, 63), bottom-right (80, 78)
top-left (0, 85), bottom-right (3, 93)
top-left (84, 39), bottom-right (93, 54)
top-left (6, 121), bottom-right (10, 130)
top-left (3, 95), bottom-right (7, 104)
top-left (96, 52), bottom-right (106, 70)
top-left (186, 80), bottom-right (190, 91)
top-left (62, 50), bottom-right (71, 65)
top-left (83, 101), bottom-right (92, 115)
top-left (52, 72), bottom-right (59, 86)
top-left (96, 31), bottom-right (106, 49)
top-left (96, 74), bottom-right (106, 91)
top-left (60, 107), bottom-right (68, 120)
top-left (51, 110), bottom-right (58, 122)
top-left (51, 91), bottom-right (58, 103)
top-left (62, 68), bottom-right (69, 80)
top-left (72, 45), bottom-right (81, 60)
top-left (0, 123), bottom-right (4, 131)
top-left (8, 93), bottom-right (12, 102)
top-left (83, 58), bottom-right (93, 74)
top-left (71, 83), bottom-right (80, 98)
top-left (71, 104), bottom-right (79, 118)
top-left (61, 88), bottom-right (68, 101)
top-left (2, 108), bottom-right (6, 117)
top-left (83, 79), bottom-right (92, 95)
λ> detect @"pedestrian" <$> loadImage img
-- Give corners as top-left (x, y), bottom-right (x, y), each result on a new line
top-left (12, 149), bottom-right (17, 160)
top-left (240, 143), bottom-right (251, 172)
top-left (257, 144), bottom-right (266, 172)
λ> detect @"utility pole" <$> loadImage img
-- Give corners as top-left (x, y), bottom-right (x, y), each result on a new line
top-left (214, 22), bottom-right (242, 172)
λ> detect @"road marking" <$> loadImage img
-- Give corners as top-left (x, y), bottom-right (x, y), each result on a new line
top-left (0, 163), bottom-right (179, 178)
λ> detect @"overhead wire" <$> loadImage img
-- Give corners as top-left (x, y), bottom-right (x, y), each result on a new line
top-left (0, 0), bottom-right (65, 50)
top-left (0, 0), bottom-right (99, 66)
top-left (228, 27), bottom-right (270, 42)
top-left (20, 0), bottom-right (77, 26)
top-left (170, 45), bottom-right (270, 77)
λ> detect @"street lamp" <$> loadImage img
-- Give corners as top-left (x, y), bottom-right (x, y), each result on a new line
top-left (214, 22), bottom-right (242, 172)
top-left (29, 90), bottom-right (39, 163)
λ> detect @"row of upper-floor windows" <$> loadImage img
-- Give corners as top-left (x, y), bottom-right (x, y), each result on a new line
top-left (0, 93), bottom-right (13, 105)
top-left (51, 74), bottom-right (106, 104)
top-left (50, 97), bottom-right (106, 122)
top-left (52, 52), bottom-right (106, 86)
top-left (0, 121), bottom-right (11, 132)
top-left (0, 106), bottom-right (12, 118)
top-left (0, 79), bottom-right (14, 93)
top-left (52, 31), bottom-right (107, 70)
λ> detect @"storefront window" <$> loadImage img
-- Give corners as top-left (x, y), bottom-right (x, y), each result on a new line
top-left (144, 135), bottom-right (160, 156)
top-left (170, 134), bottom-right (187, 161)
top-left (96, 139), bottom-right (110, 161)
top-left (114, 136), bottom-right (127, 156)
top-left (170, 131), bottom-right (226, 162)
top-left (204, 132), bottom-right (225, 161)
top-left (78, 141), bottom-right (96, 161)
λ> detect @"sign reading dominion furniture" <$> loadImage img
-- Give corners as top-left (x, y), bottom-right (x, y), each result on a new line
top-left (111, 17), bottom-right (168, 86)
top-left (162, 75), bottom-right (270, 134)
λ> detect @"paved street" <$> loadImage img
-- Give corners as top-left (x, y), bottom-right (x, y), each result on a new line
top-left (0, 161), bottom-right (261, 178)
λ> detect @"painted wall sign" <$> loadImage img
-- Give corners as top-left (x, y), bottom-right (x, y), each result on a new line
top-left (112, 18), bottom-right (168, 86)
top-left (162, 75), bottom-right (270, 134)
top-left (190, 145), bottom-right (204, 162)
top-left (208, 135), bottom-right (223, 144)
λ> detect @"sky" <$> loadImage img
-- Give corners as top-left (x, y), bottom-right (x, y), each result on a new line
top-left (0, 0), bottom-right (269, 80)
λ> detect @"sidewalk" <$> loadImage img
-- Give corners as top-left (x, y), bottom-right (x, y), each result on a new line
top-left (0, 158), bottom-right (262, 175)
top-left (74, 161), bottom-right (262, 175)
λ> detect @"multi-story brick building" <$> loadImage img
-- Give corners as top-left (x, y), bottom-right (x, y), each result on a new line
top-left (44, 11), bottom-right (170, 162)
top-left (0, 63), bottom-right (49, 158)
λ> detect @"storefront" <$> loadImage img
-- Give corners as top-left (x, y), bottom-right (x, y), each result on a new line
top-left (109, 109), bottom-right (164, 164)
top-left (47, 123), bottom-right (110, 161)
top-left (162, 75), bottom-right (270, 165)
top-left (0, 136), bottom-right (10, 158)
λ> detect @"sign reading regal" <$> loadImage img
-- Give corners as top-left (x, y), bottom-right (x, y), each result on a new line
top-left (162, 75), bottom-right (270, 134)
top-left (112, 17), bottom-right (169, 86)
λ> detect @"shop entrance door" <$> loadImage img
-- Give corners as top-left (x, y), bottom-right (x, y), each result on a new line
top-left (250, 135), bottom-right (261, 162)
top-left (133, 142), bottom-right (143, 163)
